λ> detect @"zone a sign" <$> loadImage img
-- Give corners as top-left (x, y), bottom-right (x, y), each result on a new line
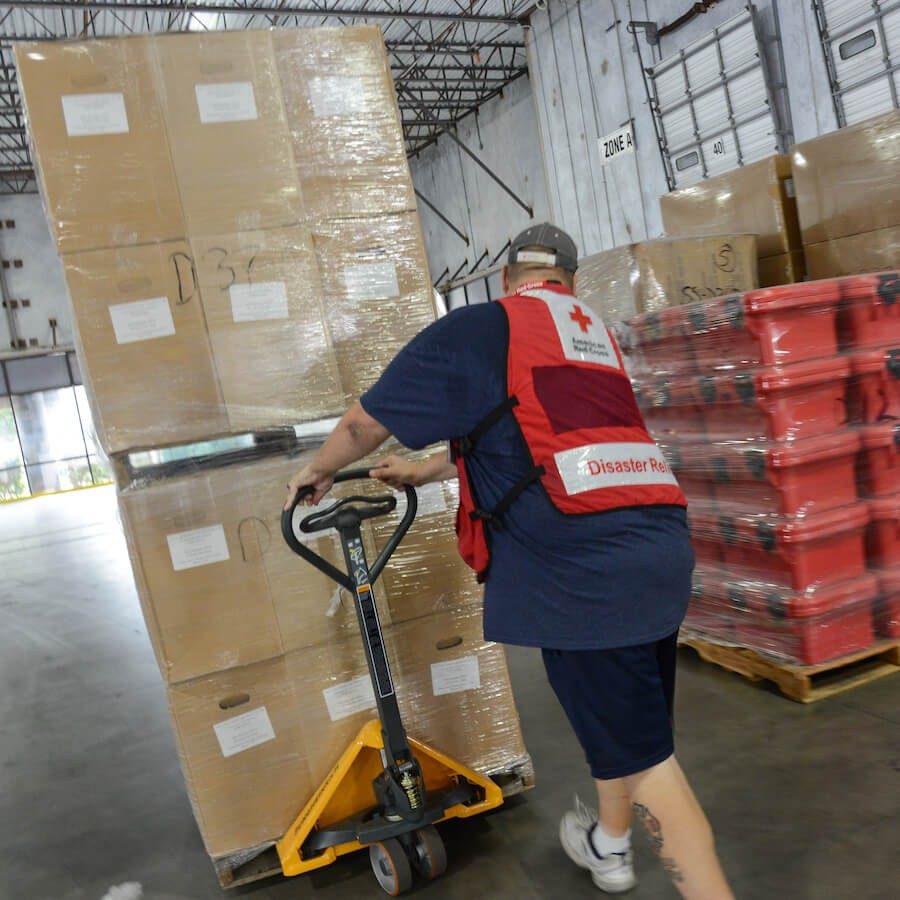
top-left (599, 124), bottom-right (635, 166)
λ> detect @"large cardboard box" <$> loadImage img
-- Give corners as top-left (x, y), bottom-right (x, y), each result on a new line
top-left (804, 225), bottom-right (900, 279)
top-left (62, 241), bottom-right (226, 454)
top-left (119, 452), bottom-right (388, 684)
top-left (792, 110), bottom-right (900, 246)
top-left (371, 479), bottom-right (481, 624)
top-left (167, 606), bottom-right (530, 858)
top-left (16, 37), bottom-right (184, 253)
top-left (660, 156), bottom-right (805, 286)
top-left (578, 234), bottom-right (759, 322)
top-left (191, 226), bottom-right (344, 431)
top-left (154, 31), bottom-right (301, 236)
top-left (313, 213), bottom-right (436, 402)
top-left (274, 26), bottom-right (416, 223)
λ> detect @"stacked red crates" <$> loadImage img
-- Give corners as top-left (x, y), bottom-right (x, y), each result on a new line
top-left (625, 272), bottom-right (900, 664)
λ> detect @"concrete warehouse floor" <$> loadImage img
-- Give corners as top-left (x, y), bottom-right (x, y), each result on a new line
top-left (1, 486), bottom-right (898, 900)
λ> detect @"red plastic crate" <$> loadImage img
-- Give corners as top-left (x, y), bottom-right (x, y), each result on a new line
top-left (689, 357), bottom-right (850, 441)
top-left (626, 306), bottom-right (698, 374)
top-left (634, 374), bottom-right (706, 439)
top-left (848, 346), bottom-right (900, 424)
top-left (689, 281), bottom-right (841, 369)
top-left (838, 272), bottom-right (900, 351)
top-left (875, 565), bottom-right (900, 638)
top-left (859, 422), bottom-right (900, 496)
top-left (867, 494), bottom-right (900, 568)
top-left (690, 502), bottom-right (869, 590)
top-left (667, 430), bottom-right (859, 516)
top-left (684, 576), bottom-right (737, 642)
top-left (690, 565), bottom-right (877, 664)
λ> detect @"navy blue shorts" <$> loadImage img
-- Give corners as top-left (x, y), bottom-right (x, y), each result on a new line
top-left (542, 632), bottom-right (678, 781)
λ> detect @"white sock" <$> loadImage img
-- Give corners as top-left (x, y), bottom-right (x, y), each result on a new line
top-left (591, 821), bottom-right (631, 857)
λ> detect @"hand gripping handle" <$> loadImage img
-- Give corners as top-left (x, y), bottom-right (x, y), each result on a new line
top-left (281, 467), bottom-right (418, 589)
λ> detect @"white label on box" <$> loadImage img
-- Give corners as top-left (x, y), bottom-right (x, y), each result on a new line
top-left (323, 675), bottom-right (376, 721)
top-left (166, 524), bottom-right (230, 571)
top-left (431, 655), bottom-right (481, 696)
top-left (598, 123), bottom-right (635, 167)
top-left (195, 82), bottom-right (258, 124)
top-left (343, 262), bottom-right (400, 300)
top-left (213, 706), bottom-right (276, 758)
top-left (411, 482), bottom-right (447, 517)
top-left (108, 297), bottom-right (176, 345)
top-left (230, 281), bottom-right (289, 322)
top-left (307, 76), bottom-right (369, 117)
top-left (61, 92), bottom-right (129, 137)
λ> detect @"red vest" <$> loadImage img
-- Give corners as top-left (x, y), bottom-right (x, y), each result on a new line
top-left (454, 283), bottom-right (686, 580)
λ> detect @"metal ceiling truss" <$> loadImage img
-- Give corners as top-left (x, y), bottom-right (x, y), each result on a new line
top-left (0, 0), bottom-right (535, 193)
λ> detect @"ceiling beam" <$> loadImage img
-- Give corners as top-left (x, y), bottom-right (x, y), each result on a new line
top-left (0, 0), bottom-right (522, 25)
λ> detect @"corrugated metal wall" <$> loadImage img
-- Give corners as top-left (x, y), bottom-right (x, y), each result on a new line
top-left (412, 0), bottom-right (839, 278)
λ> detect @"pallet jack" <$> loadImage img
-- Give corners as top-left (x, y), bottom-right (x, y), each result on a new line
top-left (279, 469), bottom-right (504, 895)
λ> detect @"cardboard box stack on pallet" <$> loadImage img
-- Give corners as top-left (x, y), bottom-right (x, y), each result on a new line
top-left (660, 155), bottom-right (807, 287)
top-left (16, 27), bottom-right (532, 872)
top-left (622, 274), bottom-right (899, 663)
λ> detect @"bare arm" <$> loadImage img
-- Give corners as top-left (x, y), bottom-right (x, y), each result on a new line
top-left (284, 401), bottom-right (390, 508)
top-left (370, 452), bottom-right (458, 489)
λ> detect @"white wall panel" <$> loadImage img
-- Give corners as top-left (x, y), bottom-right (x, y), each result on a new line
top-left (0, 194), bottom-right (71, 351)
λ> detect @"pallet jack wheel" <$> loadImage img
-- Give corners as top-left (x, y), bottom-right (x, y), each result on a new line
top-left (369, 838), bottom-right (414, 896)
top-left (411, 825), bottom-right (448, 880)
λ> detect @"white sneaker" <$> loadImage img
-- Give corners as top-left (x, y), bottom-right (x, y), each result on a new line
top-left (559, 795), bottom-right (637, 894)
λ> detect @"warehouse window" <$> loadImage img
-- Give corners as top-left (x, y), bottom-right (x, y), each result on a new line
top-left (813, 0), bottom-right (900, 126)
top-left (646, 7), bottom-right (787, 189)
top-left (0, 352), bottom-right (111, 502)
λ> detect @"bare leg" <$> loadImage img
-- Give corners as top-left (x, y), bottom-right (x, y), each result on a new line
top-left (595, 777), bottom-right (632, 837)
top-left (624, 756), bottom-right (734, 900)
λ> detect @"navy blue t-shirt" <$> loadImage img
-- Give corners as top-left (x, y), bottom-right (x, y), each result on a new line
top-left (361, 298), bottom-right (693, 650)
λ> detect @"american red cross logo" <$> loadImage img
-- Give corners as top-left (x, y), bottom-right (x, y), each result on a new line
top-left (569, 304), bottom-right (593, 333)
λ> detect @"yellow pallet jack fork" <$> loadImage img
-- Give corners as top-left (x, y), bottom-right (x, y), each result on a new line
top-left (280, 469), bottom-right (503, 894)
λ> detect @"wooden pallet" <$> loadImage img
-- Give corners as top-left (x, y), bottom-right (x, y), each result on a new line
top-left (212, 764), bottom-right (535, 889)
top-left (680, 634), bottom-right (900, 704)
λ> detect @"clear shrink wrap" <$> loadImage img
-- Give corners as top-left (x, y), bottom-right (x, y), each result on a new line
top-left (166, 606), bottom-right (531, 859)
top-left (661, 429), bottom-right (861, 517)
top-left (61, 241), bottom-right (228, 455)
top-left (313, 213), bottom-right (436, 403)
top-left (660, 154), bottom-right (806, 287)
top-left (191, 225), bottom-right (343, 431)
top-left (686, 502), bottom-right (870, 592)
top-left (577, 234), bottom-right (758, 322)
top-left (273, 26), bottom-right (416, 222)
top-left (792, 109), bottom-right (900, 247)
top-left (15, 37), bottom-right (185, 254)
top-left (152, 30), bottom-right (302, 236)
top-left (793, 110), bottom-right (900, 279)
top-left (118, 449), bottom-right (389, 684)
top-left (371, 475), bottom-right (481, 624)
top-left (685, 565), bottom-right (878, 665)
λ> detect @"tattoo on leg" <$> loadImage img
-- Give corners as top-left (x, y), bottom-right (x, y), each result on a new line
top-left (633, 803), bottom-right (686, 884)
top-left (661, 857), bottom-right (686, 883)
top-left (631, 802), bottom-right (663, 854)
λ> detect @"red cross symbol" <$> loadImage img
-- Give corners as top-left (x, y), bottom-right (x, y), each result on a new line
top-left (569, 304), bottom-right (593, 333)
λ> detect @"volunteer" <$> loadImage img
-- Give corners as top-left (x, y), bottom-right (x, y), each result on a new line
top-left (285, 223), bottom-right (734, 899)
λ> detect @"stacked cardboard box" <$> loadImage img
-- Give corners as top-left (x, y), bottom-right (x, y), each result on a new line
top-left (17, 28), bottom-right (432, 454)
top-left (660, 155), bottom-right (806, 287)
top-left (576, 234), bottom-right (758, 322)
top-left (17, 27), bottom-right (532, 868)
top-left (623, 273), bottom-right (900, 663)
top-left (791, 110), bottom-right (900, 279)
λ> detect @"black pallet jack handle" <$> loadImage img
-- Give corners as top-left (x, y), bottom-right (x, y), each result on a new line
top-left (282, 468), bottom-right (439, 839)
top-left (281, 467), bottom-right (417, 592)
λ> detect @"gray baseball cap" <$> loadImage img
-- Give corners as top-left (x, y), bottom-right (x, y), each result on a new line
top-left (508, 222), bottom-right (579, 273)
